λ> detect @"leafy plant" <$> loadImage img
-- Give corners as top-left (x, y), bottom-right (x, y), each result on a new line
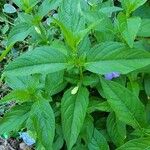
top-left (1, 0), bottom-right (150, 149)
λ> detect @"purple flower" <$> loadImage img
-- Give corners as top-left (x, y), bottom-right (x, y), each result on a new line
top-left (20, 132), bottom-right (35, 146)
top-left (104, 72), bottom-right (120, 80)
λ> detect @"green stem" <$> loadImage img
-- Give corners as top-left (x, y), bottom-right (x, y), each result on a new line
top-left (0, 45), bottom-right (13, 62)
top-left (79, 66), bottom-right (83, 80)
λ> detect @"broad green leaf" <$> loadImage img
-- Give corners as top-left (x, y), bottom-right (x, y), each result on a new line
top-left (53, 19), bottom-right (77, 51)
top-left (3, 4), bottom-right (17, 13)
top-left (17, 13), bottom-right (34, 24)
top-left (51, 40), bottom-right (68, 55)
top-left (83, 11), bottom-right (114, 42)
top-left (45, 71), bottom-right (65, 96)
top-left (12, 0), bottom-right (38, 11)
top-left (88, 128), bottom-right (109, 150)
top-left (0, 104), bottom-right (31, 134)
top-left (59, 0), bottom-right (84, 33)
top-left (54, 17), bottom-right (92, 51)
top-left (80, 116), bottom-right (94, 144)
top-left (5, 75), bottom-right (40, 90)
top-left (99, 6), bottom-right (123, 17)
top-left (121, 0), bottom-right (148, 15)
top-left (37, 0), bottom-right (61, 19)
top-left (100, 78), bottom-right (147, 129)
top-left (138, 19), bottom-right (150, 37)
top-left (133, 3), bottom-right (150, 19)
top-left (85, 42), bottom-right (150, 75)
top-left (61, 87), bottom-right (89, 150)
top-left (7, 23), bottom-right (33, 46)
top-left (29, 100), bottom-right (55, 150)
top-left (107, 113), bottom-right (126, 147)
top-left (127, 81), bottom-right (140, 96)
top-left (116, 13), bottom-right (141, 48)
top-left (4, 46), bottom-right (68, 76)
top-left (88, 100), bottom-right (111, 113)
top-left (0, 89), bottom-right (32, 104)
top-left (82, 74), bottom-right (99, 86)
top-left (78, 36), bottom-right (91, 55)
top-left (53, 125), bottom-right (64, 150)
top-left (12, 0), bottom-right (24, 9)
top-left (117, 138), bottom-right (150, 150)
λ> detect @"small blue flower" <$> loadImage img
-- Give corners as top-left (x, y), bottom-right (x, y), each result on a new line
top-left (20, 132), bottom-right (35, 146)
top-left (104, 72), bottom-right (120, 80)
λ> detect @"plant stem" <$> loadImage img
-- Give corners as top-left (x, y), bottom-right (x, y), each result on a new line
top-left (0, 45), bottom-right (13, 62)
top-left (79, 66), bottom-right (83, 80)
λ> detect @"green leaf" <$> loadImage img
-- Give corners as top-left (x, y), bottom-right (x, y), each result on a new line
top-left (0, 104), bottom-right (31, 134)
top-left (7, 23), bottom-right (33, 46)
top-left (80, 116), bottom-right (94, 144)
top-left (5, 75), bottom-right (40, 90)
top-left (53, 125), bottom-right (64, 150)
top-left (88, 100), bottom-right (111, 113)
top-left (45, 71), bottom-right (65, 96)
top-left (138, 19), bottom-right (150, 37)
top-left (1, 23), bottom-right (9, 34)
top-left (83, 11), bottom-right (114, 42)
top-left (99, 6), bottom-right (123, 16)
top-left (88, 128), bottom-right (109, 150)
top-left (54, 19), bottom-right (77, 51)
top-left (61, 87), bottom-right (89, 150)
top-left (116, 13), bottom-right (141, 48)
top-left (107, 113), bottom-right (126, 147)
top-left (29, 100), bottom-right (55, 150)
top-left (59, 0), bottom-right (84, 33)
top-left (82, 74), bottom-right (99, 87)
top-left (12, 0), bottom-right (24, 9)
top-left (12, 0), bottom-right (38, 11)
top-left (3, 4), bottom-right (17, 14)
top-left (57, 0), bottom-right (102, 50)
top-left (133, 3), bottom-right (150, 19)
top-left (4, 45), bottom-right (68, 76)
top-left (85, 42), bottom-right (150, 74)
top-left (100, 78), bottom-right (147, 129)
top-left (117, 138), bottom-right (150, 150)
top-left (37, 0), bottom-right (61, 19)
top-left (121, 0), bottom-right (148, 15)
top-left (0, 89), bottom-right (32, 104)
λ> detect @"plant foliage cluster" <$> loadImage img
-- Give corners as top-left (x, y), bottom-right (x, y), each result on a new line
top-left (1, 0), bottom-right (150, 149)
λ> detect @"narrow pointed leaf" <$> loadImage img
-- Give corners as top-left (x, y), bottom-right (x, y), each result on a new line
top-left (88, 128), bottom-right (109, 150)
top-left (121, 0), bottom-right (147, 15)
top-left (7, 23), bottom-right (33, 46)
top-left (107, 113), bottom-right (126, 147)
top-left (117, 138), bottom-right (150, 150)
top-left (85, 42), bottom-right (150, 74)
top-left (61, 87), bottom-right (89, 150)
top-left (88, 100), bottom-right (111, 113)
top-left (0, 89), bottom-right (32, 104)
top-left (29, 100), bottom-right (55, 149)
top-left (38, 0), bottom-right (61, 18)
top-left (101, 78), bottom-right (147, 129)
top-left (0, 104), bottom-right (31, 134)
top-left (59, 0), bottom-right (84, 33)
top-left (4, 46), bottom-right (68, 76)
top-left (116, 13), bottom-right (141, 48)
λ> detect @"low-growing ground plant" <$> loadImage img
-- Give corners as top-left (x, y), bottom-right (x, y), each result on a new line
top-left (1, 0), bottom-right (150, 149)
